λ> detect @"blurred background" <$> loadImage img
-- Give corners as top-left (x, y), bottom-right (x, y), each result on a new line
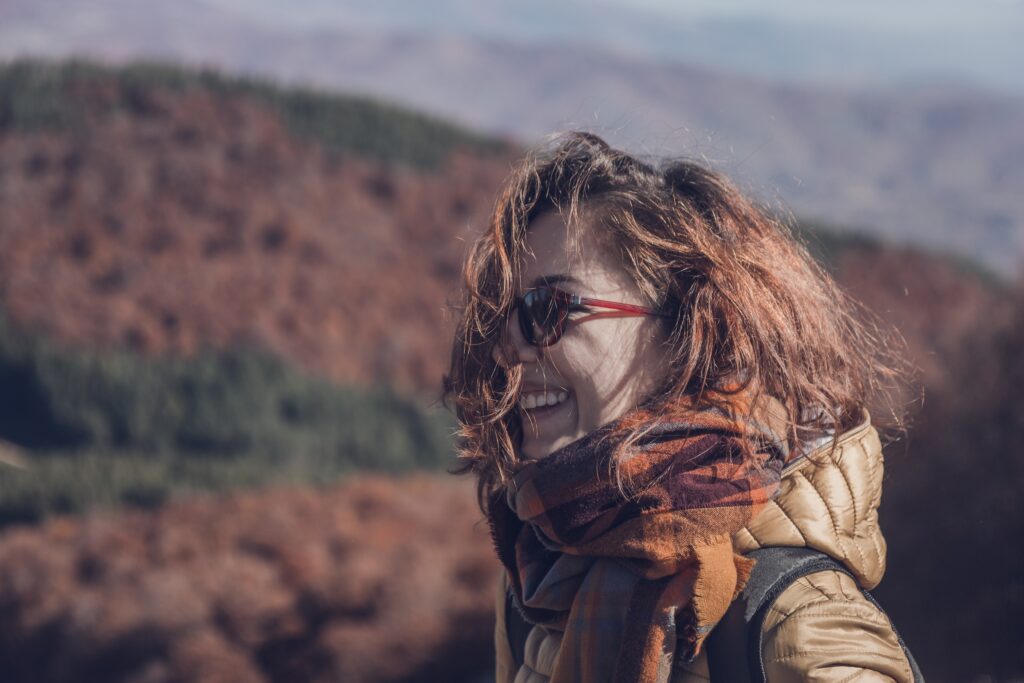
top-left (0, 1), bottom-right (1022, 681)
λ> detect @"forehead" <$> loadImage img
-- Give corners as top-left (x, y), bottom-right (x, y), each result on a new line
top-left (518, 208), bottom-right (634, 296)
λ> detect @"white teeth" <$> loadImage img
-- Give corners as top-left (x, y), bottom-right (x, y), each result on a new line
top-left (519, 389), bottom-right (571, 412)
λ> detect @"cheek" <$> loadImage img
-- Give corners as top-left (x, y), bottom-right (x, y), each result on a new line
top-left (589, 362), bottom-right (642, 424)
top-left (553, 323), bottom-right (650, 429)
top-left (540, 341), bottom-right (596, 430)
top-left (565, 318), bottom-right (667, 429)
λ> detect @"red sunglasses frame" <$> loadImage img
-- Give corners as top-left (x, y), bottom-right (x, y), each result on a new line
top-left (516, 285), bottom-right (668, 348)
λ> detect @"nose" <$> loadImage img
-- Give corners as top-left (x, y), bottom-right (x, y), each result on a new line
top-left (491, 310), bottom-right (540, 369)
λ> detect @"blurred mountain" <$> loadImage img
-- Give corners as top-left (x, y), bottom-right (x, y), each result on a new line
top-left (1, 0), bottom-right (1023, 274)
top-left (7, 0), bottom-right (1024, 93)
top-left (210, 0), bottom-right (1024, 95)
top-left (0, 61), bottom-right (1010, 399)
top-left (0, 61), bottom-right (513, 395)
top-left (0, 60), bottom-right (1020, 681)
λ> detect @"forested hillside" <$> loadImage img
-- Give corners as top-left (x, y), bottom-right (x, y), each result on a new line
top-left (0, 60), bottom-right (1019, 681)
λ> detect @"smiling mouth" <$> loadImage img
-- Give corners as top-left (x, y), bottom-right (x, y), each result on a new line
top-left (518, 389), bottom-right (570, 416)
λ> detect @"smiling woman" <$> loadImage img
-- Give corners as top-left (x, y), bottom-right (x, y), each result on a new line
top-left (492, 207), bottom-right (672, 460)
top-left (443, 132), bottom-right (921, 682)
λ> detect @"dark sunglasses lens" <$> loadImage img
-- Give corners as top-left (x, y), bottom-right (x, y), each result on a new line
top-left (519, 288), bottom-right (564, 346)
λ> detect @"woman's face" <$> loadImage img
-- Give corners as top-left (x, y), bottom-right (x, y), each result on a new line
top-left (493, 207), bottom-right (671, 460)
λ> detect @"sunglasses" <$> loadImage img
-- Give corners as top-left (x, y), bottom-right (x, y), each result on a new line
top-left (515, 285), bottom-right (667, 348)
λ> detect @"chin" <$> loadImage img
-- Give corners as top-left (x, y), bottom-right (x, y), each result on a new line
top-left (520, 443), bottom-right (546, 461)
top-left (521, 433), bottom-right (574, 461)
top-left (518, 436), bottom-right (550, 460)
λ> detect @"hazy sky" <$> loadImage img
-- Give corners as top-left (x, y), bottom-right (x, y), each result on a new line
top-left (210, 0), bottom-right (1024, 32)
top-left (203, 0), bottom-right (1024, 93)
top-left (622, 0), bottom-right (1024, 30)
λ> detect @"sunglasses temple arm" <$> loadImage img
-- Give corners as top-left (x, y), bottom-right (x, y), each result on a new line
top-left (575, 296), bottom-right (668, 318)
top-left (572, 310), bottom-right (659, 325)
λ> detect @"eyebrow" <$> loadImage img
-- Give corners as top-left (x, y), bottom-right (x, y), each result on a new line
top-left (528, 274), bottom-right (581, 289)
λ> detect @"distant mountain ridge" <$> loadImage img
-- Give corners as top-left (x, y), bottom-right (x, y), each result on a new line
top-left (0, 61), bottom-right (1006, 405)
top-left (1, 0), bottom-right (1022, 275)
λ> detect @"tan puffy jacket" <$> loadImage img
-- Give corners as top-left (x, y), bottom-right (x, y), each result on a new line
top-left (495, 413), bottom-right (916, 682)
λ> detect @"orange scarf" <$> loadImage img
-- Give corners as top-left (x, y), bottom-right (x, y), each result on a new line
top-left (488, 389), bottom-right (789, 682)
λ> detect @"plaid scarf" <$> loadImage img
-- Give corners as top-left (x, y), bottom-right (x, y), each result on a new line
top-left (488, 389), bottom-right (789, 683)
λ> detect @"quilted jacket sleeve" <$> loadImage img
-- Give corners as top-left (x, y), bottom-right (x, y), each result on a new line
top-left (495, 570), bottom-right (516, 683)
top-left (761, 570), bottom-right (916, 682)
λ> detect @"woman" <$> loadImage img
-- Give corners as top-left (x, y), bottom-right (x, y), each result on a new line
top-left (444, 132), bottom-right (919, 682)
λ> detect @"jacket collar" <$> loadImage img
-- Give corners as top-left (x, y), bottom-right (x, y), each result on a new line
top-left (734, 411), bottom-right (888, 589)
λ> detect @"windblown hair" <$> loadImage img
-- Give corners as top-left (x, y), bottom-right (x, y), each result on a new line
top-left (443, 131), bottom-right (910, 512)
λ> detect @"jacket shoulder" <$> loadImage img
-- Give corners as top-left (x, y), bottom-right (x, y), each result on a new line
top-left (760, 569), bottom-right (915, 683)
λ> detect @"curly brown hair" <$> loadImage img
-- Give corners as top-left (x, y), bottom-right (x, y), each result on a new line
top-left (443, 131), bottom-right (910, 511)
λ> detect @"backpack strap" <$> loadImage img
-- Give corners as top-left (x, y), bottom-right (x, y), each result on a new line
top-left (503, 548), bottom-right (924, 681)
top-left (705, 547), bottom-right (924, 682)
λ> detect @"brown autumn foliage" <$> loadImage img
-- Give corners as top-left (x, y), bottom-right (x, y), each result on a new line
top-left (0, 474), bottom-right (500, 683)
top-left (833, 244), bottom-right (1012, 396)
top-left (833, 247), bottom-right (1024, 680)
top-left (0, 66), bottom-right (1007, 402)
top-left (872, 277), bottom-right (1024, 682)
top-left (2, 67), bottom-right (1022, 680)
top-left (0, 79), bottom-right (510, 394)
